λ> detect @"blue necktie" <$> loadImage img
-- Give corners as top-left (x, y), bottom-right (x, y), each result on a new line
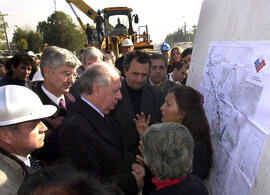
top-left (29, 155), bottom-right (38, 169)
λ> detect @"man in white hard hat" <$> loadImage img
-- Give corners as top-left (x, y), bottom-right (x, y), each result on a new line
top-left (0, 85), bottom-right (57, 194)
top-left (27, 51), bottom-right (39, 81)
top-left (115, 38), bottom-right (134, 76)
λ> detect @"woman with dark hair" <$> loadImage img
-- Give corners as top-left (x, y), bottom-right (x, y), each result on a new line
top-left (135, 85), bottom-right (212, 180)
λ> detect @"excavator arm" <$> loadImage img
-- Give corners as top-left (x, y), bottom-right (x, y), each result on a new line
top-left (65, 0), bottom-right (98, 22)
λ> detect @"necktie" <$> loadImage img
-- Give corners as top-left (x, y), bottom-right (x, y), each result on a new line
top-left (59, 99), bottom-right (67, 110)
top-left (29, 155), bottom-right (39, 169)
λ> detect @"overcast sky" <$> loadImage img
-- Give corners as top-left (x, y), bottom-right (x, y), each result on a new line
top-left (1, 0), bottom-right (203, 45)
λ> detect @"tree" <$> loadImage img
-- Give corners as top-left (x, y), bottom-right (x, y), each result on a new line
top-left (165, 23), bottom-right (197, 45)
top-left (27, 30), bottom-right (43, 52)
top-left (17, 38), bottom-right (28, 51)
top-left (12, 28), bottom-right (43, 52)
top-left (37, 11), bottom-right (86, 51)
top-left (12, 28), bottom-right (28, 43)
top-left (0, 12), bottom-right (8, 50)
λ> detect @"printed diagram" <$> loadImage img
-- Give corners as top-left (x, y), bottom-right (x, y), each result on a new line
top-left (201, 45), bottom-right (263, 153)
top-left (200, 43), bottom-right (265, 195)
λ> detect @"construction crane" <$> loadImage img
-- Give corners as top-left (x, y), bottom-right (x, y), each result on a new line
top-left (65, 0), bottom-right (153, 57)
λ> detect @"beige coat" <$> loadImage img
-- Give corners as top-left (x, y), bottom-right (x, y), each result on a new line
top-left (0, 152), bottom-right (26, 195)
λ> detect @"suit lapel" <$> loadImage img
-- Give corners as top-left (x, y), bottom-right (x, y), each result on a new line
top-left (73, 99), bottom-right (123, 150)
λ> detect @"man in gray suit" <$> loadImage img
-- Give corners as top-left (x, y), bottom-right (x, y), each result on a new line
top-left (0, 85), bottom-right (56, 194)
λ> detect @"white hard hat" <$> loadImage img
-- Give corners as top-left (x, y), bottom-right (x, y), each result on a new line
top-left (0, 85), bottom-right (57, 126)
top-left (27, 51), bottom-right (36, 57)
top-left (31, 70), bottom-right (44, 82)
top-left (121, 38), bottom-right (134, 47)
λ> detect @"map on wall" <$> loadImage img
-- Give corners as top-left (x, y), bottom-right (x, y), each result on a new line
top-left (199, 41), bottom-right (270, 195)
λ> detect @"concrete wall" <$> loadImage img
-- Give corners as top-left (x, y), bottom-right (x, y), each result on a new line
top-left (187, 0), bottom-right (270, 194)
top-left (187, 0), bottom-right (270, 89)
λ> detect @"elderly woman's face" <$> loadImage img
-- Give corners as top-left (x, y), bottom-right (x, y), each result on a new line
top-left (160, 92), bottom-right (184, 123)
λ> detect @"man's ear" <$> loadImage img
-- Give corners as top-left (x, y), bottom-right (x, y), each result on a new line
top-left (0, 130), bottom-right (14, 145)
top-left (43, 66), bottom-right (52, 79)
top-left (92, 83), bottom-right (102, 97)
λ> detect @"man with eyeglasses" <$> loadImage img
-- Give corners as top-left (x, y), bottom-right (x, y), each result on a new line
top-left (31, 46), bottom-right (81, 164)
top-left (149, 53), bottom-right (177, 95)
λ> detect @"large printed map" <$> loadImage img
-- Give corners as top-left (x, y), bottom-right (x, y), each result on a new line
top-left (199, 41), bottom-right (270, 195)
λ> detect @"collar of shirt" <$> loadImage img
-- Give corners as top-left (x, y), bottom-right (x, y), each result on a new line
top-left (13, 154), bottom-right (31, 167)
top-left (42, 85), bottom-right (65, 105)
top-left (169, 73), bottom-right (175, 82)
top-left (149, 78), bottom-right (163, 87)
top-left (80, 96), bottom-right (104, 118)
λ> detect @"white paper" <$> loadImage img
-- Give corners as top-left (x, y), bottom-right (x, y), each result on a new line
top-left (199, 41), bottom-right (270, 195)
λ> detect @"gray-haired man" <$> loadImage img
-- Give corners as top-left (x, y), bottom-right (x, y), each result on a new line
top-left (32, 46), bottom-right (81, 164)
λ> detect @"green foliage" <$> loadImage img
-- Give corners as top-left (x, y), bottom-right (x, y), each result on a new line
top-left (27, 31), bottom-right (43, 52)
top-left (12, 28), bottom-right (43, 52)
top-left (17, 38), bottom-right (28, 51)
top-left (12, 28), bottom-right (28, 43)
top-left (37, 11), bottom-right (86, 52)
top-left (165, 23), bottom-right (197, 45)
top-left (0, 12), bottom-right (8, 50)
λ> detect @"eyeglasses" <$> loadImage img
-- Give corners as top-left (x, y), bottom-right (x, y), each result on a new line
top-left (152, 66), bottom-right (166, 71)
top-left (61, 71), bottom-right (78, 79)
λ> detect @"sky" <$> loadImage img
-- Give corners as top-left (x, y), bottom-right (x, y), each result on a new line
top-left (1, 0), bottom-right (203, 45)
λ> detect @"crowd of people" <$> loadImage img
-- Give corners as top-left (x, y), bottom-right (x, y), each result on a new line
top-left (0, 39), bottom-right (210, 195)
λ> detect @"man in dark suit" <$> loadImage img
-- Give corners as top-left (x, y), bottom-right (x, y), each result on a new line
top-left (58, 62), bottom-right (144, 195)
top-left (111, 51), bottom-right (164, 195)
top-left (112, 50), bottom-right (164, 159)
top-left (32, 46), bottom-right (81, 164)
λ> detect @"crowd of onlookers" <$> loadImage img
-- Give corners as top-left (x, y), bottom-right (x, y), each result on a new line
top-left (0, 39), bottom-right (210, 195)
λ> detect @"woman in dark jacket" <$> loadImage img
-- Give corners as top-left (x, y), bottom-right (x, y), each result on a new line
top-left (136, 85), bottom-right (212, 180)
top-left (141, 122), bottom-right (209, 195)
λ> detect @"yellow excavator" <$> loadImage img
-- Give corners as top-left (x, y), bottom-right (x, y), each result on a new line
top-left (65, 0), bottom-right (153, 58)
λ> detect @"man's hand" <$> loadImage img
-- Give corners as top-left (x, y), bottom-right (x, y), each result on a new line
top-left (131, 162), bottom-right (145, 189)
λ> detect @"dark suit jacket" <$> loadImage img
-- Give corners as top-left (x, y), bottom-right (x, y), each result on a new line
top-left (69, 78), bottom-right (80, 99)
top-left (111, 80), bottom-right (164, 161)
top-left (148, 77), bottom-right (177, 95)
top-left (150, 175), bottom-right (209, 195)
top-left (58, 98), bottom-right (138, 195)
top-left (32, 84), bottom-right (75, 164)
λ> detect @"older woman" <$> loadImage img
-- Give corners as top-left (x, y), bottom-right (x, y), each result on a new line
top-left (135, 86), bottom-right (212, 180)
top-left (142, 122), bottom-right (209, 195)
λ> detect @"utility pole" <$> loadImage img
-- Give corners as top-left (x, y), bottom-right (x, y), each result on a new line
top-left (0, 14), bottom-right (11, 55)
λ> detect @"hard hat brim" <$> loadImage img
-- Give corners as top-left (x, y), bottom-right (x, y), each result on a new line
top-left (0, 105), bottom-right (57, 126)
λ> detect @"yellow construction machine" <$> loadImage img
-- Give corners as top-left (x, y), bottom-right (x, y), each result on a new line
top-left (66, 0), bottom-right (153, 58)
